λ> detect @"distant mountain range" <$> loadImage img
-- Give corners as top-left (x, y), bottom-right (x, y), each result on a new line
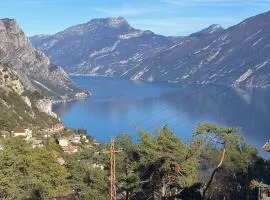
top-left (30, 11), bottom-right (270, 88)
top-left (0, 18), bottom-right (86, 100)
top-left (30, 17), bottom-right (173, 77)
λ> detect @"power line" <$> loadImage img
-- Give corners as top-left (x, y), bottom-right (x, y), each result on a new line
top-left (143, 85), bottom-right (239, 132)
top-left (149, 88), bottom-right (239, 131)
top-left (125, 62), bottom-right (254, 131)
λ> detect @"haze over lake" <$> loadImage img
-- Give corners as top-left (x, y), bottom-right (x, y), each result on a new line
top-left (53, 76), bottom-right (270, 157)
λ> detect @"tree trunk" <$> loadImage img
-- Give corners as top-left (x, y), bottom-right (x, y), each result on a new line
top-left (126, 191), bottom-right (129, 200)
top-left (203, 148), bottom-right (226, 200)
top-left (152, 185), bottom-right (155, 200)
top-left (161, 180), bottom-right (166, 198)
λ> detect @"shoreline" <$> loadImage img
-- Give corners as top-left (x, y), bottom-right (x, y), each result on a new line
top-left (51, 95), bottom-right (89, 105)
top-left (69, 74), bottom-right (270, 90)
top-left (51, 91), bottom-right (90, 105)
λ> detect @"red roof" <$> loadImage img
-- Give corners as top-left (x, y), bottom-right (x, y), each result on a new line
top-left (13, 126), bottom-right (25, 133)
top-left (54, 124), bottom-right (64, 128)
top-left (62, 146), bottom-right (78, 152)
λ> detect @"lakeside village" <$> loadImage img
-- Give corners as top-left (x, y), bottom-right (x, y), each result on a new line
top-left (0, 121), bottom-right (269, 163)
top-left (2, 122), bottom-right (270, 151)
top-left (0, 123), bottom-right (105, 170)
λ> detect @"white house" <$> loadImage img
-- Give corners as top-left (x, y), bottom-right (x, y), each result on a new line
top-left (13, 126), bottom-right (32, 141)
top-left (81, 135), bottom-right (89, 143)
top-left (71, 135), bottom-right (81, 144)
top-left (32, 140), bottom-right (44, 148)
top-left (58, 138), bottom-right (69, 147)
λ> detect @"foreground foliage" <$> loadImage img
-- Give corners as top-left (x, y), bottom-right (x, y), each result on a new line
top-left (0, 124), bottom-right (269, 200)
top-left (0, 138), bottom-right (69, 199)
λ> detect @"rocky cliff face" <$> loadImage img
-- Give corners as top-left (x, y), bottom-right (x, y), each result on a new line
top-left (0, 18), bottom-right (86, 100)
top-left (30, 17), bottom-right (174, 76)
top-left (0, 63), bottom-right (24, 95)
top-left (36, 99), bottom-right (57, 118)
top-left (0, 63), bottom-right (58, 129)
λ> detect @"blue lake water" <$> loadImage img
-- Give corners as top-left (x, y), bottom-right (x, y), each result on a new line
top-left (53, 76), bottom-right (270, 158)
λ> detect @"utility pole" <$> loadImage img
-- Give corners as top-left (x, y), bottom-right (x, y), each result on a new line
top-left (105, 138), bottom-right (120, 200)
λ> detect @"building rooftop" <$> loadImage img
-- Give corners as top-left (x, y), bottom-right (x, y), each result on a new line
top-left (62, 146), bottom-right (78, 152)
top-left (13, 126), bottom-right (25, 133)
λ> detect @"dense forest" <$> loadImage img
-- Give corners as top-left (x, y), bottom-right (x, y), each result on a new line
top-left (0, 123), bottom-right (269, 200)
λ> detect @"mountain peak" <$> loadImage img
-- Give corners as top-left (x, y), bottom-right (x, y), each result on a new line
top-left (59, 17), bottom-right (131, 36)
top-left (0, 18), bottom-right (19, 30)
top-left (0, 18), bottom-right (16, 22)
top-left (87, 16), bottom-right (129, 28)
top-left (208, 24), bottom-right (223, 32)
top-left (107, 16), bottom-right (128, 27)
top-left (191, 24), bottom-right (224, 37)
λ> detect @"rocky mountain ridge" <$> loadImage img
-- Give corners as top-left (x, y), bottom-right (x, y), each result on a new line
top-left (123, 11), bottom-right (270, 88)
top-left (30, 17), bottom-right (174, 77)
top-left (31, 11), bottom-right (270, 88)
top-left (0, 18), bottom-right (87, 100)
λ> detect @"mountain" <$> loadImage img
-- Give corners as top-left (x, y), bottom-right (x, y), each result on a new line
top-left (30, 17), bottom-right (174, 76)
top-left (31, 11), bottom-right (270, 88)
top-left (0, 18), bottom-right (86, 100)
top-left (28, 34), bottom-right (50, 46)
top-left (123, 11), bottom-right (270, 88)
top-left (190, 24), bottom-right (224, 37)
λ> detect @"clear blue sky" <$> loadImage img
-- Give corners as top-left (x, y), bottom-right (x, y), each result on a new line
top-left (0, 0), bottom-right (270, 36)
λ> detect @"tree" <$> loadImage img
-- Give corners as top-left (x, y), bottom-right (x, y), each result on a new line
top-left (0, 137), bottom-right (69, 199)
top-left (132, 126), bottom-right (199, 199)
top-left (116, 134), bottom-right (140, 200)
top-left (66, 159), bottom-right (107, 200)
top-left (193, 123), bottom-right (258, 200)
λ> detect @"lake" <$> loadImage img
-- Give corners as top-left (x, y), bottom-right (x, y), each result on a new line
top-left (53, 76), bottom-right (270, 158)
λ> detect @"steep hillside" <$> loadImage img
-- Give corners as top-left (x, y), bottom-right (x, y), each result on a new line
top-left (30, 17), bottom-right (173, 76)
top-left (0, 63), bottom-right (58, 130)
top-left (0, 18), bottom-right (86, 100)
top-left (123, 11), bottom-right (270, 88)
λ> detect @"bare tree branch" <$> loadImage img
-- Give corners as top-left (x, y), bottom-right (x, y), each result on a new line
top-left (202, 148), bottom-right (226, 199)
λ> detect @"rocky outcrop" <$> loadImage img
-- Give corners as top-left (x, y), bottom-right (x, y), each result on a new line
top-left (0, 64), bottom-right (24, 95)
top-left (0, 18), bottom-right (86, 100)
top-left (36, 99), bottom-right (57, 118)
top-left (0, 63), bottom-right (33, 109)
top-left (21, 96), bottom-right (31, 107)
top-left (0, 63), bottom-right (59, 129)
